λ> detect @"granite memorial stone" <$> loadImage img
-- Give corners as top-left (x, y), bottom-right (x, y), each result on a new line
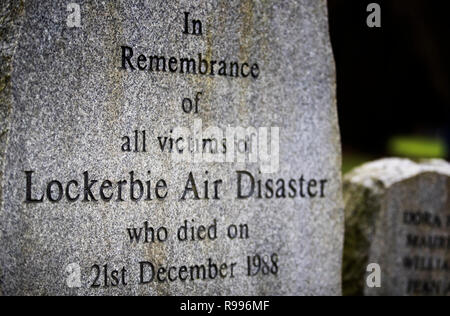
top-left (0, 0), bottom-right (343, 295)
top-left (343, 158), bottom-right (450, 296)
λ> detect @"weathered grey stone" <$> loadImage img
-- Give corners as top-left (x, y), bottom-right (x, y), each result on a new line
top-left (343, 158), bottom-right (450, 296)
top-left (0, 0), bottom-right (342, 295)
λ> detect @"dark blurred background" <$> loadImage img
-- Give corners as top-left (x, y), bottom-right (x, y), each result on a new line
top-left (327, 0), bottom-right (450, 173)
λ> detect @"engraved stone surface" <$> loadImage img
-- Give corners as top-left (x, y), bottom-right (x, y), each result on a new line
top-left (343, 158), bottom-right (450, 296)
top-left (0, 0), bottom-right (343, 295)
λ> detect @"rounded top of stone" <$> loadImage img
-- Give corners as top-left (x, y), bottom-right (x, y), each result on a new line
top-left (344, 158), bottom-right (450, 189)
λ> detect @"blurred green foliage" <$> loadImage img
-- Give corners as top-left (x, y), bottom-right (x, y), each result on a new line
top-left (388, 136), bottom-right (447, 159)
top-left (342, 135), bottom-right (448, 175)
top-left (342, 152), bottom-right (374, 175)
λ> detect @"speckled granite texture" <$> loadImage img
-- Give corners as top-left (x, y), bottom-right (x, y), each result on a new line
top-left (0, 0), bottom-right (342, 295)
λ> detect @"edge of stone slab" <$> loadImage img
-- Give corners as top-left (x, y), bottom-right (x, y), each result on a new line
top-left (344, 158), bottom-right (450, 190)
top-left (0, 0), bottom-right (25, 297)
top-left (321, 0), bottom-right (344, 295)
